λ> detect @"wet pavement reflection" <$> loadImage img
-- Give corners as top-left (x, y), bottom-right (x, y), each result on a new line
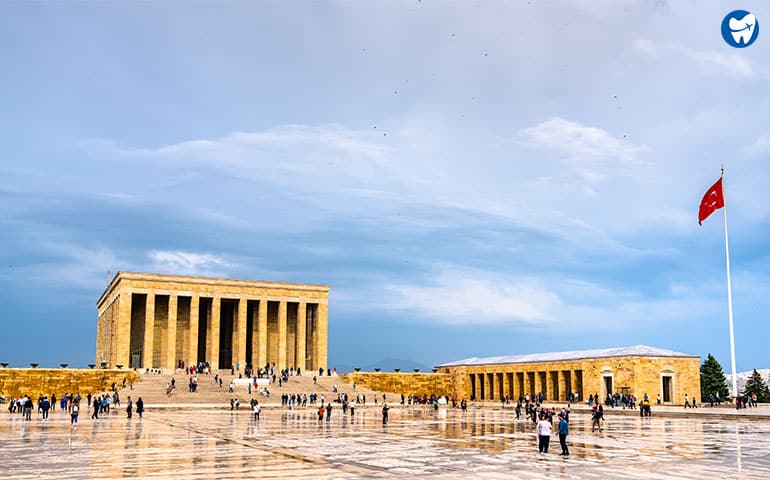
top-left (2, 407), bottom-right (769, 479)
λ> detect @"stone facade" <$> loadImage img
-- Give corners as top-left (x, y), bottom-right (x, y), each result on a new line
top-left (0, 368), bottom-right (139, 399)
top-left (96, 272), bottom-right (329, 371)
top-left (340, 372), bottom-right (458, 397)
top-left (436, 346), bottom-right (701, 405)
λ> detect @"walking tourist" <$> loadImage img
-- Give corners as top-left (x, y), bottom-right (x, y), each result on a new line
top-left (591, 404), bottom-right (604, 432)
top-left (91, 396), bottom-right (100, 419)
top-left (70, 401), bottom-right (79, 424)
top-left (253, 401), bottom-right (260, 421)
top-left (126, 396), bottom-right (133, 418)
top-left (382, 403), bottom-right (390, 425)
top-left (41, 396), bottom-right (50, 421)
top-left (136, 397), bottom-right (144, 418)
top-left (537, 414), bottom-right (552, 454)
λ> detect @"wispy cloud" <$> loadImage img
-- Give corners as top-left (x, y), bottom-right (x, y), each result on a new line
top-left (630, 38), bottom-right (756, 78)
top-left (147, 250), bottom-right (235, 277)
top-left (519, 117), bottom-right (649, 163)
top-left (746, 134), bottom-right (770, 155)
top-left (387, 267), bottom-right (562, 325)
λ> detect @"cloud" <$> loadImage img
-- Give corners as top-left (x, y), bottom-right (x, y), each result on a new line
top-left (630, 38), bottom-right (755, 78)
top-left (746, 135), bottom-right (770, 155)
top-left (519, 117), bottom-right (649, 162)
top-left (378, 264), bottom-right (722, 331)
top-left (147, 250), bottom-right (235, 277)
top-left (387, 267), bottom-right (562, 325)
top-left (6, 242), bottom-right (237, 291)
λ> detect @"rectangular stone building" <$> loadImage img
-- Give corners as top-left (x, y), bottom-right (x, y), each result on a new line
top-left (96, 272), bottom-right (329, 371)
top-left (436, 345), bottom-right (700, 405)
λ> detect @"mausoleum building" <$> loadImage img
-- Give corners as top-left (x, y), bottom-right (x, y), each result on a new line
top-left (96, 272), bottom-right (329, 371)
top-left (436, 345), bottom-right (700, 404)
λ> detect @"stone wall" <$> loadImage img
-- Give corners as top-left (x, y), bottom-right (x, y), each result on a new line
top-left (340, 372), bottom-right (458, 397)
top-left (0, 368), bottom-right (140, 399)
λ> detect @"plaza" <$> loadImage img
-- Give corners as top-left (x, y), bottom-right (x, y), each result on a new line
top-left (3, 406), bottom-right (769, 479)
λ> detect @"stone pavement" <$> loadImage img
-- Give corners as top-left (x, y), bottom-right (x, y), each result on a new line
top-left (2, 407), bottom-right (769, 479)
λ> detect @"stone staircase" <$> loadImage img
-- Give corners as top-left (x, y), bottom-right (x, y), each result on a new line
top-left (116, 370), bottom-right (385, 406)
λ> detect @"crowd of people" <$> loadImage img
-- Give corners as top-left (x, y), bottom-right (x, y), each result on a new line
top-left (4, 390), bottom-right (144, 425)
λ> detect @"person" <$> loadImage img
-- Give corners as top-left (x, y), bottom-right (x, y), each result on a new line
top-left (515, 401), bottom-right (521, 420)
top-left (557, 412), bottom-right (569, 455)
top-left (461, 399), bottom-right (467, 412)
top-left (591, 404), bottom-right (603, 432)
top-left (41, 396), bottom-right (51, 421)
top-left (253, 401), bottom-right (260, 421)
top-left (136, 397), bottom-right (144, 418)
top-left (382, 403), bottom-right (390, 425)
top-left (71, 401), bottom-right (79, 425)
top-left (126, 396), bottom-right (133, 418)
top-left (349, 400), bottom-right (355, 417)
top-left (536, 414), bottom-right (552, 454)
top-left (318, 406), bottom-right (325, 423)
top-left (23, 395), bottom-right (32, 421)
top-left (326, 402), bottom-right (333, 422)
top-left (91, 396), bottom-right (101, 419)
top-left (684, 394), bottom-right (690, 408)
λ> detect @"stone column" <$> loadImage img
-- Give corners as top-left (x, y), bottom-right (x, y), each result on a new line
top-left (296, 302), bottom-right (307, 372)
top-left (503, 372), bottom-right (513, 398)
top-left (310, 305), bottom-right (319, 371)
top-left (207, 296), bottom-right (220, 370)
top-left (544, 372), bottom-right (552, 400)
top-left (558, 371), bottom-right (568, 401)
top-left (317, 302), bottom-right (328, 371)
top-left (257, 299), bottom-right (268, 369)
top-left (166, 295), bottom-right (178, 369)
top-left (249, 302), bottom-right (257, 367)
top-left (235, 298), bottom-right (247, 370)
top-left (522, 371), bottom-right (530, 398)
top-left (143, 292), bottom-right (156, 368)
top-left (571, 370), bottom-right (580, 401)
top-left (115, 292), bottom-right (132, 368)
top-left (188, 294), bottom-right (199, 366)
top-left (486, 372), bottom-right (495, 400)
top-left (534, 372), bottom-right (543, 398)
top-left (277, 300), bottom-right (287, 369)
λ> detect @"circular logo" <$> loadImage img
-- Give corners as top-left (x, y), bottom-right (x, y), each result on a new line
top-left (721, 10), bottom-right (759, 48)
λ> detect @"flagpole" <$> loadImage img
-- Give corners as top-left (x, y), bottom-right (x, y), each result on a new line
top-left (722, 165), bottom-right (738, 398)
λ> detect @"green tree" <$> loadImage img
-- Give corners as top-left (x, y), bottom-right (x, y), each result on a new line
top-left (700, 353), bottom-right (730, 401)
top-left (742, 369), bottom-right (770, 402)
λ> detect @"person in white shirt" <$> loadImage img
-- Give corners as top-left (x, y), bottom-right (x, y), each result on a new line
top-left (536, 414), bottom-right (552, 454)
top-left (252, 401), bottom-right (260, 421)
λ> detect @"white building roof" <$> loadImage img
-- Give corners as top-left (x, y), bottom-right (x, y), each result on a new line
top-left (436, 345), bottom-right (697, 367)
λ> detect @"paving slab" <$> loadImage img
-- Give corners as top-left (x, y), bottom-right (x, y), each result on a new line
top-left (2, 407), bottom-right (769, 479)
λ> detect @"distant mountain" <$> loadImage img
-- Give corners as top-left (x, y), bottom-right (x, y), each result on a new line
top-left (725, 369), bottom-right (770, 392)
top-left (334, 358), bottom-right (432, 374)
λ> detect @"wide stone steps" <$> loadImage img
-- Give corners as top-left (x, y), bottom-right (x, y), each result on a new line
top-left (113, 370), bottom-right (385, 406)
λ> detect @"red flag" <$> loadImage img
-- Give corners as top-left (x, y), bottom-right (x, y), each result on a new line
top-left (698, 177), bottom-right (724, 225)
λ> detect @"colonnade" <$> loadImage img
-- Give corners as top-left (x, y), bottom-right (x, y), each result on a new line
top-left (467, 368), bottom-right (583, 402)
top-left (101, 290), bottom-right (328, 372)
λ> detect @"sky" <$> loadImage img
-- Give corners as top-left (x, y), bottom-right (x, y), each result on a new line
top-left (1, 1), bottom-right (769, 372)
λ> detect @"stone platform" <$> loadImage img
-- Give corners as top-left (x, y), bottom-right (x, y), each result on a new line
top-left (2, 407), bottom-right (769, 479)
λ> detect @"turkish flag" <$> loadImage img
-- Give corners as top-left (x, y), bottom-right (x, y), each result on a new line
top-left (698, 177), bottom-right (724, 225)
